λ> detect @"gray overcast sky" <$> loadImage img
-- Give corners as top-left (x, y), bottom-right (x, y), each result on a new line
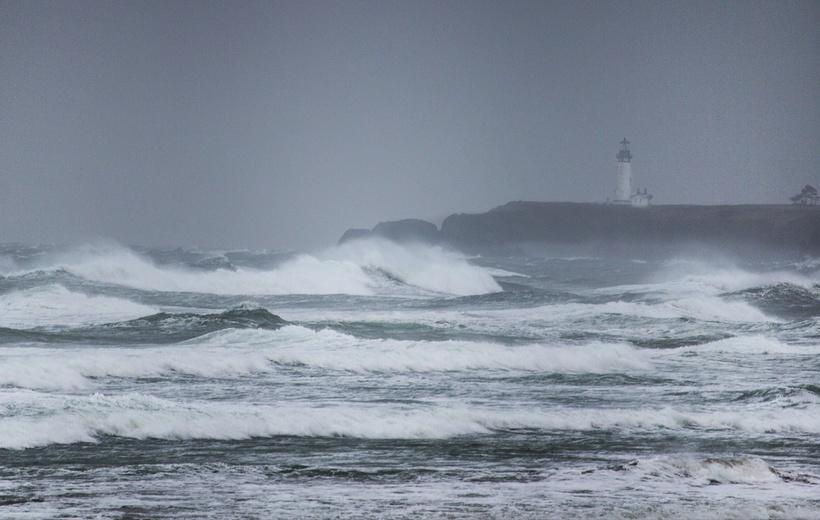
top-left (1, 0), bottom-right (818, 250)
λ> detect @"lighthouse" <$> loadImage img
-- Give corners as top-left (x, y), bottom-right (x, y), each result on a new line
top-left (613, 138), bottom-right (633, 204)
top-left (611, 138), bottom-right (652, 207)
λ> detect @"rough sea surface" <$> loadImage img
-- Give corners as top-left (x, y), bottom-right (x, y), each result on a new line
top-left (1, 240), bottom-right (818, 519)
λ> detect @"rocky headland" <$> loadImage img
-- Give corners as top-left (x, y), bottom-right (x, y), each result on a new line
top-left (341, 202), bottom-right (820, 256)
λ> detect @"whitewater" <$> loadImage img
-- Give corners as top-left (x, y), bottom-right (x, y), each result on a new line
top-left (0, 240), bottom-right (819, 518)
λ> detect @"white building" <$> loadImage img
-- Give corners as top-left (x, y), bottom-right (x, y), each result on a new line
top-left (631, 188), bottom-right (652, 207)
top-left (611, 138), bottom-right (652, 207)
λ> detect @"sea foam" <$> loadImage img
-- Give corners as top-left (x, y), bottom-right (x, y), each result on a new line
top-left (674, 335), bottom-right (820, 355)
top-left (0, 325), bottom-right (649, 390)
top-left (2, 392), bottom-right (819, 449)
top-left (7, 240), bottom-right (501, 296)
top-left (0, 284), bottom-right (157, 329)
top-left (485, 296), bottom-right (774, 324)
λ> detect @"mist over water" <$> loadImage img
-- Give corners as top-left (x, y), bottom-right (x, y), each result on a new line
top-left (1, 238), bottom-right (819, 518)
top-left (3, 0), bottom-right (819, 516)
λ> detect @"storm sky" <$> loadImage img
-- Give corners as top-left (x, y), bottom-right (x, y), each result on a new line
top-left (1, 0), bottom-right (818, 249)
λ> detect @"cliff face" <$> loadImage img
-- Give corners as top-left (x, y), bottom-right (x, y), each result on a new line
top-left (372, 219), bottom-right (441, 243)
top-left (440, 202), bottom-right (820, 254)
top-left (339, 219), bottom-right (441, 245)
top-left (338, 202), bottom-right (820, 254)
top-left (338, 228), bottom-right (372, 244)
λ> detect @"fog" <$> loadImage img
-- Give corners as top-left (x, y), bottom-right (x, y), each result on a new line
top-left (1, 0), bottom-right (818, 250)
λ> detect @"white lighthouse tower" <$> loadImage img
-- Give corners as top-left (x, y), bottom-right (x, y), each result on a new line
top-left (613, 138), bottom-right (633, 204)
top-left (611, 138), bottom-right (652, 207)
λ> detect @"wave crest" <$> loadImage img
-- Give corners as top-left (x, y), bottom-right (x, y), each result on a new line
top-left (2, 393), bottom-right (819, 449)
top-left (5, 240), bottom-right (501, 297)
top-left (601, 455), bottom-right (817, 486)
top-left (0, 285), bottom-right (157, 329)
top-left (0, 326), bottom-right (649, 390)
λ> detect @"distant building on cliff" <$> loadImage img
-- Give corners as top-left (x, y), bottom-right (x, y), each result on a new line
top-left (610, 138), bottom-right (652, 207)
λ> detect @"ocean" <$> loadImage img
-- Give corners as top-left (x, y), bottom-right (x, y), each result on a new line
top-left (0, 240), bottom-right (818, 519)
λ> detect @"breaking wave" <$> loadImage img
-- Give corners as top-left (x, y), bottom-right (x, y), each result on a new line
top-left (600, 455), bottom-right (817, 486)
top-left (0, 326), bottom-right (649, 390)
top-left (3, 240), bottom-right (501, 296)
top-left (190, 326), bottom-right (650, 374)
top-left (2, 392), bottom-right (819, 449)
top-left (672, 335), bottom-right (820, 355)
top-left (0, 285), bottom-right (157, 329)
top-left (659, 258), bottom-right (817, 287)
top-left (598, 261), bottom-right (818, 301)
top-left (4, 325), bottom-right (815, 392)
top-left (728, 283), bottom-right (820, 319)
top-left (486, 297), bottom-right (774, 323)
